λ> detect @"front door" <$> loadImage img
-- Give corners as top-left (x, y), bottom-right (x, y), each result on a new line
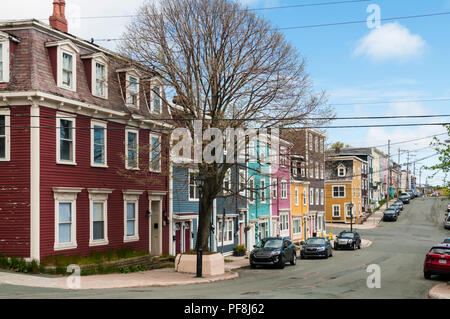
top-left (150, 200), bottom-right (162, 256)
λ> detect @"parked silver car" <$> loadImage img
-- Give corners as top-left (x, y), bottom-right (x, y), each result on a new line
top-left (445, 215), bottom-right (450, 230)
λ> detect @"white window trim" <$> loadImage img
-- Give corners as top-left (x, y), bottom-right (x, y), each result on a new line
top-left (218, 217), bottom-right (234, 246)
top-left (280, 213), bottom-right (289, 235)
top-left (92, 57), bottom-right (108, 99)
top-left (0, 108), bottom-right (10, 161)
top-left (223, 168), bottom-right (231, 195)
top-left (303, 188), bottom-right (307, 206)
top-left (271, 178), bottom-right (277, 199)
top-left (188, 168), bottom-right (199, 202)
top-left (91, 120), bottom-right (108, 168)
top-left (321, 189), bottom-right (324, 206)
top-left (88, 189), bottom-right (113, 247)
top-left (0, 37), bottom-right (10, 83)
top-left (125, 128), bottom-right (139, 170)
top-left (126, 71), bottom-right (140, 108)
top-left (239, 169), bottom-right (246, 196)
top-left (332, 204), bottom-right (341, 218)
top-left (248, 176), bottom-right (255, 204)
top-left (338, 164), bottom-right (346, 177)
top-left (294, 187), bottom-right (299, 206)
top-left (281, 179), bottom-right (288, 199)
top-left (56, 112), bottom-right (76, 165)
top-left (332, 185), bottom-right (346, 198)
top-left (150, 79), bottom-right (163, 114)
top-left (260, 178), bottom-right (266, 203)
top-left (53, 187), bottom-right (83, 251)
top-left (345, 202), bottom-right (353, 218)
top-left (123, 190), bottom-right (144, 243)
top-left (149, 133), bottom-right (162, 173)
top-left (293, 217), bottom-right (302, 236)
top-left (315, 189), bottom-right (319, 205)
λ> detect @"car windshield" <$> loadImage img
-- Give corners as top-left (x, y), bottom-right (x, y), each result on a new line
top-left (385, 209), bottom-right (396, 213)
top-left (430, 247), bottom-right (450, 255)
top-left (443, 238), bottom-right (450, 243)
top-left (306, 238), bottom-right (326, 245)
top-left (447, 216), bottom-right (450, 222)
top-left (256, 238), bottom-right (282, 248)
top-left (339, 232), bottom-right (354, 238)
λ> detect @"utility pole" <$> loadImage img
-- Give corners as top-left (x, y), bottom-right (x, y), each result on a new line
top-left (387, 140), bottom-right (390, 209)
top-left (397, 148), bottom-right (401, 196)
top-left (406, 151), bottom-right (410, 191)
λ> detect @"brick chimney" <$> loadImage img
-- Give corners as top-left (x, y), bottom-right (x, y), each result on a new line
top-left (49, 0), bottom-right (68, 33)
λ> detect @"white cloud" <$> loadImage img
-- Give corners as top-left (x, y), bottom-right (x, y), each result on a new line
top-left (354, 22), bottom-right (426, 62)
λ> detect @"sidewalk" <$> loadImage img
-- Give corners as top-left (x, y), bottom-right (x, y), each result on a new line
top-left (326, 199), bottom-right (397, 230)
top-left (0, 256), bottom-right (248, 290)
top-left (429, 282), bottom-right (450, 299)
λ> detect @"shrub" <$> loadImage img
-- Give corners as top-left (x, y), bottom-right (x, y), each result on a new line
top-left (233, 245), bottom-right (247, 256)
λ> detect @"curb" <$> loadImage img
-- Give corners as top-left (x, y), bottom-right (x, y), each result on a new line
top-left (428, 283), bottom-right (450, 299)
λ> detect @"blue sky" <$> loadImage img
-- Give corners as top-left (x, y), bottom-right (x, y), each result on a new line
top-left (2, 0), bottom-right (449, 185)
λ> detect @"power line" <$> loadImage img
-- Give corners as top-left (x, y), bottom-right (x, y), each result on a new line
top-left (329, 97), bottom-right (450, 106)
top-left (91, 10), bottom-right (450, 42)
top-left (372, 133), bottom-right (448, 148)
top-left (32, 0), bottom-right (372, 21)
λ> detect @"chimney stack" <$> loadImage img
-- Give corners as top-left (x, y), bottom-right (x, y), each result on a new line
top-left (49, 0), bottom-right (68, 33)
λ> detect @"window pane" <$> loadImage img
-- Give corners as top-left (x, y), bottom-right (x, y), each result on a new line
top-left (0, 115), bottom-right (4, 135)
top-left (127, 203), bottom-right (135, 219)
top-left (93, 221), bottom-right (104, 240)
top-left (127, 220), bottom-right (135, 236)
top-left (93, 126), bottom-right (105, 163)
top-left (60, 140), bottom-right (73, 161)
top-left (93, 203), bottom-right (104, 221)
top-left (60, 120), bottom-right (72, 140)
top-left (59, 224), bottom-right (71, 243)
top-left (59, 203), bottom-right (72, 223)
top-left (0, 137), bottom-right (4, 158)
top-left (62, 53), bottom-right (73, 87)
top-left (127, 132), bottom-right (137, 167)
top-left (153, 86), bottom-right (160, 112)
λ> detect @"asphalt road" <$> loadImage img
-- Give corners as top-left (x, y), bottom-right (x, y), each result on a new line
top-left (0, 197), bottom-right (449, 299)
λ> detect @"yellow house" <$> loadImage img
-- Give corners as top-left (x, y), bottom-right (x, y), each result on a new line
top-left (325, 156), bottom-right (365, 225)
top-left (290, 180), bottom-right (309, 242)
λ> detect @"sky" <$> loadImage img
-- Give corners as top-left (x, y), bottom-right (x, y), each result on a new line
top-left (1, 0), bottom-right (449, 186)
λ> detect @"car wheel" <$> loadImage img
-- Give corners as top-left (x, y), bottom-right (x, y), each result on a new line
top-left (424, 271), bottom-right (431, 279)
top-left (290, 253), bottom-right (296, 265)
top-left (278, 256), bottom-right (285, 269)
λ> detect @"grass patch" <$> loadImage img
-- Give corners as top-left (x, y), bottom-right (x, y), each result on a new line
top-left (224, 259), bottom-right (233, 263)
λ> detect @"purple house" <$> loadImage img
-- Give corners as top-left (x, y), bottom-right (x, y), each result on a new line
top-left (270, 139), bottom-right (292, 238)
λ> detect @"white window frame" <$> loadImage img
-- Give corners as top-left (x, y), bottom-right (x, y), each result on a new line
top-left (338, 164), bottom-right (346, 177)
top-left (301, 162), bottom-right (305, 177)
top-left (239, 169), bottom-right (246, 196)
top-left (320, 164), bottom-right (324, 180)
top-left (280, 213), bottom-right (289, 234)
top-left (315, 188), bottom-right (319, 205)
top-left (259, 142), bottom-right (267, 164)
top-left (125, 129), bottom-right (139, 170)
top-left (293, 218), bottom-right (302, 236)
top-left (0, 35), bottom-right (10, 83)
top-left (223, 168), bottom-right (231, 195)
top-left (281, 179), bottom-right (288, 199)
top-left (218, 217), bottom-right (234, 245)
top-left (280, 146), bottom-right (287, 167)
top-left (345, 203), bottom-right (353, 218)
top-left (91, 120), bottom-right (107, 168)
top-left (315, 162), bottom-right (319, 179)
top-left (88, 189), bottom-right (113, 247)
top-left (303, 188), bottom-right (307, 206)
top-left (149, 133), bottom-right (162, 173)
top-left (126, 71), bottom-right (140, 108)
top-left (332, 185), bottom-right (346, 198)
top-left (93, 57), bottom-right (108, 99)
top-left (123, 190), bottom-right (143, 243)
top-left (188, 168), bottom-right (200, 201)
top-left (260, 178), bottom-right (266, 203)
top-left (150, 79), bottom-right (163, 114)
top-left (292, 160), bottom-right (298, 176)
top-left (310, 188), bottom-right (314, 205)
top-left (0, 108), bottom-right (10, 161)
top-left (295, 187), bottom-right (299, 206)
top-left (56, 112), bottom-right (76, 165)
top-left (46, 41), bottom-right (80, 92)
top-left (317, 215), bottom-right (323, 232)
top-left (53, 187), bottom-right (83, 251)
top-left (309, 133), bottom-right (313, 151)
top-left (258, 220), bottom-right (270, 240)
top-left (271, 178), bottom-right (277, 199)
top-left (248, 176), bottom-right (255, 203)
top-left (332, 204), bottom-right (341, 218)
top-left (321, 189), bottom-right (324, 205)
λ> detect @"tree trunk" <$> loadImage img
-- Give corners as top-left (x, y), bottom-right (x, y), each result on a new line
top-left (195, 179), bottom-right (216, 251)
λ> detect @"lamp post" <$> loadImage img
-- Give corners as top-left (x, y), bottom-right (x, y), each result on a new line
top-left (348, 202), bottom-right (354, 232)
top-left (195, 174), bottom-right (206, 278)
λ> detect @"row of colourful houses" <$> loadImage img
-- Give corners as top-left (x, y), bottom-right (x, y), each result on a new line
top-left (0, 2), bottom-right (411, 261)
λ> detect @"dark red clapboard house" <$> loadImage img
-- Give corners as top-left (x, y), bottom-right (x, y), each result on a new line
top-left (0, 0), bottom-right (173, 262)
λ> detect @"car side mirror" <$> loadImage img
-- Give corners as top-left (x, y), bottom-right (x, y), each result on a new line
top-left (300, 241), bottom-right (305, 245)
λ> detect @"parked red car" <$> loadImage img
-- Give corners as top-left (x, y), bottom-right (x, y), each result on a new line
top-left (423, 244), bottom-right (450, 279)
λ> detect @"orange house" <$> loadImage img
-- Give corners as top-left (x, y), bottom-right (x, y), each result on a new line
top-left (325, 156), bottom-right (365, 224)
top-left (290, 180), bottom-right (309, 242)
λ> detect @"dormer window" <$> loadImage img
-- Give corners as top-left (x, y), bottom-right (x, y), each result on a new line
top-left (82, 53), bottom-right (109, 99)
top-left (337, 164), bottom-right (346, 177)
top-left (46, 40), bottom-right (80, 92)
top-left (0, 32), bottom-right (11, 83)
top-left (128, 76), bottom-right (139, 106)
top-left (149, 78), bottom-right (163, 113)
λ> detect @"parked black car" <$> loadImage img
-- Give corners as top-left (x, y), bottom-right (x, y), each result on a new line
top-left (390, 203), bottom-right (402, 215)
top-left (383, 208), bottom-right (398, 221)
top-left (300, 237), bottom-right (333, 259)
top-left (334, 231), bottom-right (361, 250)
top-left (399, 193), bottom-right (410, 204)
top-left (250, 237), bottom-right (297, 269)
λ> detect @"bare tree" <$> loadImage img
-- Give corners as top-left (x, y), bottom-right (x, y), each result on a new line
top-left (120, 0), bottom-right (332, 250)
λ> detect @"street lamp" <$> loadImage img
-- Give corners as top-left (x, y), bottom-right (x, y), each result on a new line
top-left (348, 202), bottom-right (354, 232)
top-left (195, 174), bottom-right (206, 278)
